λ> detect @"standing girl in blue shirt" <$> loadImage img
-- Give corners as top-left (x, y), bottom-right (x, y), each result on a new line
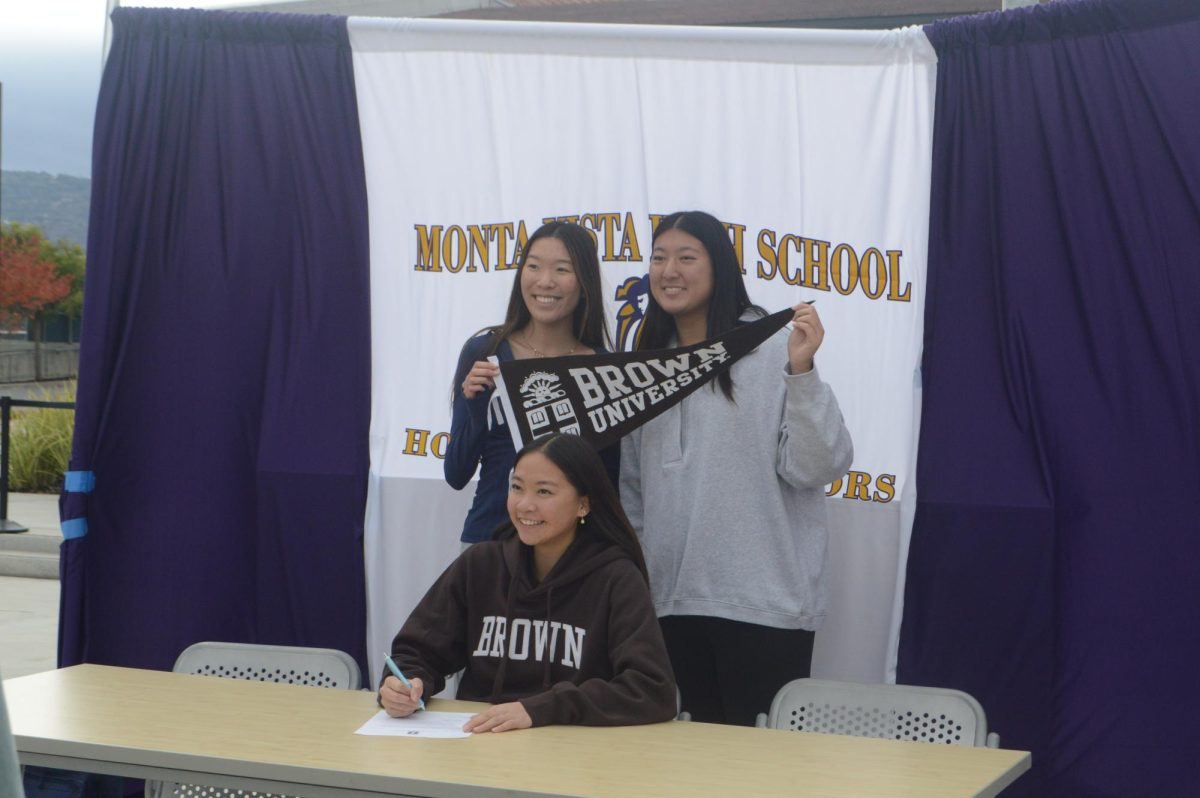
top-left (445, 221), bottom-right (616, 545)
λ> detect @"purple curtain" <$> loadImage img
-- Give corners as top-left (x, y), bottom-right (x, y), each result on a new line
top-left (900, 1), bottom-right (1200, 795)
top-left (60, 8), bottom-right (370, 676)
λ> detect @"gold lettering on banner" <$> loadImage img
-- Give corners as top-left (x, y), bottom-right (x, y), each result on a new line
top-left (757, 228), bottom-right (779, 281)
top-left (779, 234), bottom-right (805, 287)
top-left (542, 211), bottom-right (643, 263)
top-left (590, 213), bottom-right (620, 258)
top-left (512, 220), bottom-right (530, 266)
top-left (723, 222), bottom-right (747, 273)
top-left (442, 226), bottom-right (468, 273)
top-left (753, 232), bottom-right (911, 303)
top-left (859, 248), bottom-right (886, 300)
top-left (886, 250), bottom-right (911, 302)
top-left (401, 428), bottom-right (451, 459)
top-left (414, 223), bottom-right (526, 273)
top-left (843, 471), bottom-right (873, 502)
top-left (468, 225), bottom-right (490, 271)
top-left (414, 213), bottom-right (912, 302)
top-left (803, 238), bottom-right (831, 292)
top-left (872, 474), bottom-right (896, 503)
top-left (617, 212), bottom-right (642, 262)
top-left (826, 471), bottom-right (898, 503)
top-left (431, 432), bottom-right (449, 458)
top-left (463, 223), bottom-right (521, 273)
top-left (831, 243), bottom-right (859, 296)
top-left (493, 222), bottom-right (517, 271)
top-left (414, 225), bottom-right (443, 272)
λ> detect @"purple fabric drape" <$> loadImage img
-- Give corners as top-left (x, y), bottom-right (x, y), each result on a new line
top-left (900, 1), bottom-right (1200, 795)
top-left (60, 8), bottom-right (370, 676)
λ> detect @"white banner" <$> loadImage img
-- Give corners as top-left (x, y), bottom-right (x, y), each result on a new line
top-left (351, 17), bottom-right (934, 688)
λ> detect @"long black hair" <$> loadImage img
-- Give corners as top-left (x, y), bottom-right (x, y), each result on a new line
top-left (451, 221), bottom-right (613, 400)
top-left (497, 433), bottom-right (650, 584)
top-left (635, 210), bottom-right (765, 400)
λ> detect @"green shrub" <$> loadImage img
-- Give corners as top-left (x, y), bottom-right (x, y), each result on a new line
top-left (7, 382), bottom-right (76, 493)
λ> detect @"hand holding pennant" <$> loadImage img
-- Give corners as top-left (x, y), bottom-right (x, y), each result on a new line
top-left (492, 308), bottom-right (794, 452)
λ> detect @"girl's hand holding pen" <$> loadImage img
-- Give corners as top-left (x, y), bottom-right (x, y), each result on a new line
top-left (379, 675), bottom-right (425, 718)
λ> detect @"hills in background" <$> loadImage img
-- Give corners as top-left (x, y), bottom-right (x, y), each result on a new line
top-left (1, 171), bottom-right (91, 248)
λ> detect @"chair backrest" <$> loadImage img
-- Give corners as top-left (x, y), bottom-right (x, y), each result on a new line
top-left (761, 678), bottom-right (993, 748)
top-left (146, 642), bottom-right (361, 798)
top-left (173, 641), bottom-right (361, 690)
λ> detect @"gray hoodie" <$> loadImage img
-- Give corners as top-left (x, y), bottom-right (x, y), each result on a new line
top-left (620, 326), bottom-right (853, 630)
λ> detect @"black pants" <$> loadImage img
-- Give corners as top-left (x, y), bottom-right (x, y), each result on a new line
top-left (659, 615), bottom-right (815, 727)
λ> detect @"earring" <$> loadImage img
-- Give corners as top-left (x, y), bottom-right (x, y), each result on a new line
top-left (579, 514), bottom-right (587, 525)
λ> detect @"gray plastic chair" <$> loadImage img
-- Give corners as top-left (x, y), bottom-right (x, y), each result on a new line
top-left (146, 642), bottom-right (362, 798)
top-left (172, 641), bottom-right (361, 690)
top-left (755, 678), bottom-right (1000, 748)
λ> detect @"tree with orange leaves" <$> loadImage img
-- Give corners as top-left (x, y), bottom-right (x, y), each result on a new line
top-left (1, 222), bottom-right (74, 379)
top-left (1, 223), bottom-right (71, 327)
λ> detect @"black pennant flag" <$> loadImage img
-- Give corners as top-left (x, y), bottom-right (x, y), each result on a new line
top-left (493, 308), bottom-right (792, 452)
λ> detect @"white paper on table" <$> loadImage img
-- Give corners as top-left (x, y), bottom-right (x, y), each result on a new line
top-left (354, 709), bottom-right (475, 739)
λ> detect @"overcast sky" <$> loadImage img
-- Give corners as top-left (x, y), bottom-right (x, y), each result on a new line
top-left (0, 0), bottom-right (276, 177)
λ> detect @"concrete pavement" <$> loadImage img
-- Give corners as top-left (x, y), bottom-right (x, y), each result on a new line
top-left (2, 381), bottom-right (74, 678)
top-left (0, 575), bottom-right (58, 679)
top-left (0, 494), bottom-right (60, 678)
top-left (0, 493), bottom-right (60, 578)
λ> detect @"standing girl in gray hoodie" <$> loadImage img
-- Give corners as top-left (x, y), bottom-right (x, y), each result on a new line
top-left (620, 210), bottom-right (853, 726)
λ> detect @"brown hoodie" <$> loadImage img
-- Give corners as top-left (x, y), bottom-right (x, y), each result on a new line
top-left (387, 531), bottom-right (677, 727)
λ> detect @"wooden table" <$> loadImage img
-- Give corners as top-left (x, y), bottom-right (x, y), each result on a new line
top-left (5, 665), bottom-right (1029, 798)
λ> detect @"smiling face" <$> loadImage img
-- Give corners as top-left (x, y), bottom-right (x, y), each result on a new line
top-left (649, 228), bottom-right (714, 328)
top-left (519, 236), bottom-right (582, 329)
top-left (507, 451), bottom-right (589, 557)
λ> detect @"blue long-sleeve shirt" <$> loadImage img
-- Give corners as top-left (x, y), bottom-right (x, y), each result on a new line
top-left (445, 332), bottom-right (620, 543)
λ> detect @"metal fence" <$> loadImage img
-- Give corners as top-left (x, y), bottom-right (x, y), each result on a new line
top-left (0, 396), bottom-right (75, 533)
top-left (0, 344), bottom-right (81, 383)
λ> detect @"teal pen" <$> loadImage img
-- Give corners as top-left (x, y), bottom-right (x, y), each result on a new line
top-left (383, 652), bottom-right (425, 710)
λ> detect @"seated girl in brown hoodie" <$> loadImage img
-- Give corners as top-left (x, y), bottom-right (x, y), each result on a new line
top-left (379, 433), bottom-right (678, 732)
